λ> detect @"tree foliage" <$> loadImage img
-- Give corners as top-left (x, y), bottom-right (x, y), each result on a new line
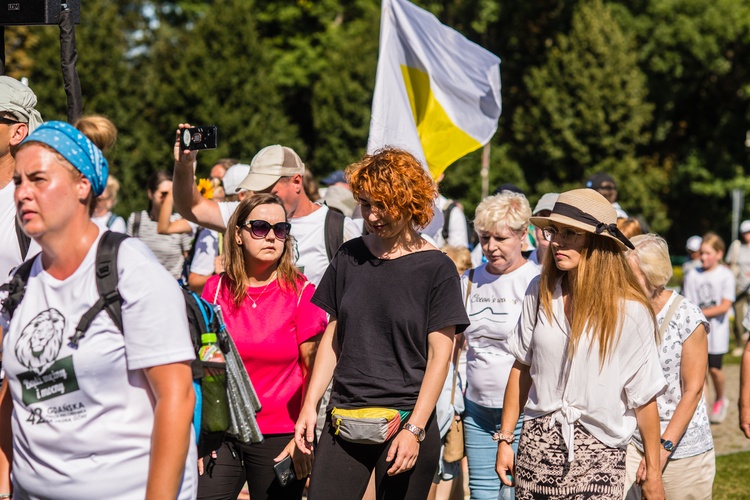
top-left (3, 0), bottom-right (750, 248)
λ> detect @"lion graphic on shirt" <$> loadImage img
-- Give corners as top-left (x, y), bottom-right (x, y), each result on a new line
top-left (15, 308), bottom-right (66, 375)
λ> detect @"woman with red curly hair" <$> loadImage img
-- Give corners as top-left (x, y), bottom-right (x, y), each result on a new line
top-left (294, 148), bottom-right (470, 498)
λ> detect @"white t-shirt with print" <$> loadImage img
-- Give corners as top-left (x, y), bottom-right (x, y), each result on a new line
top-left (219, 201), bottom-right (361, 285)
top-left (461, 261), bottom-right (540, 407)
top-left (1, 230), bottom-right (198, 500)
top-left (631, 292), bottom-right (713, 459)
top-left (0, 182), bottom-right (41, 283)
top-left (683, 265), bottom-right (735, 355)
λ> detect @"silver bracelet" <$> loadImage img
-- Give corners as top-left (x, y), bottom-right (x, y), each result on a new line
top-left (492, 429), bottom-right (515, 445)
top-left (0, 494), bottom-right (11, 499)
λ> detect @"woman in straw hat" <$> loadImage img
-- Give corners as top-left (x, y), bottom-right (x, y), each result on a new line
top-left (494, 189), bottom-right (667, 499)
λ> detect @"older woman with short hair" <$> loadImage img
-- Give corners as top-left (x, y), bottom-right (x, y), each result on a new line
top-left (462, 191), bottom-right (540, 500)
top-left (624, 234), bottom-right (714, 499)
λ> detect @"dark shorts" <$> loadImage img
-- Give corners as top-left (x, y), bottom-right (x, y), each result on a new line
top-left (708, 353), bottom-right (724, 369)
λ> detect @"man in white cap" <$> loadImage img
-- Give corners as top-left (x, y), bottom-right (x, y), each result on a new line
top-left (682, 234), bottom-right (702, 278)
top-left (0, 76), bottom-right (43, 281)
top-left (727, 221), bottom-right (750, 355)
top-left (220, 163), bottom-right (251, 202)
top-left (172, 132), bottom-right (360, 286)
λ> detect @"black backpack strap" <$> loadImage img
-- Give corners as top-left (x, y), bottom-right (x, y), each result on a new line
top-left (68, 231), bottom-right (129, 349)
top-left (0, 256), bottom-right (38, 320)
top-left (442, 201), bottom-right (456, 242)
top-left (324, 209), bottom-right (345, 261)
top-left (132, 211), bottom-right (142, 237)
top-left (15, 217), bottom-right (31, 260)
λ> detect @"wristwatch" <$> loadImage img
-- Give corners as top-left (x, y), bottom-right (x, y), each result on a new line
top-left (660, 438), bottom-right (675, 453)
top-left (403, 423), bottom-right (426, 442)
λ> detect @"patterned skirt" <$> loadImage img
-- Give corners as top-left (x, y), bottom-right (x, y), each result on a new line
top-left (515, 414), bottom-right (626, 500)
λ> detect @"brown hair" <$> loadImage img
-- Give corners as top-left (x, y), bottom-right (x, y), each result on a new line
top-left (616, 218), bottom-right (642, 239)
top-left (441, 245), bottom-right (472, 275)
top-left (74, 115), bottom-right (118, 153)
top-left (539, 232), bottom-right (655, 368)
top-left (346, 148), bottom-right (437, 229)
top-left (223, 193), bottom-right (301, 308)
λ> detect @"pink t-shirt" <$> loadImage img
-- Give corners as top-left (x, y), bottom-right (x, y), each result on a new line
top-left (202, 274), bottom-right (327, 435)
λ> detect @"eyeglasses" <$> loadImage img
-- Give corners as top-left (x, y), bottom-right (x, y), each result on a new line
top-left (241, 219), bottom-right (292, 240)
top-left (542, 225), bottom-right (585, 245)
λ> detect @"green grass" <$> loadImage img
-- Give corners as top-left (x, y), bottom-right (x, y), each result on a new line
top-left (714, 451), bottom-right (750, 499)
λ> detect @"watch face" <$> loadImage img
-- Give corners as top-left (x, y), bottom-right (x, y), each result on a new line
top-left (661, 439), bottom-right (674, 452)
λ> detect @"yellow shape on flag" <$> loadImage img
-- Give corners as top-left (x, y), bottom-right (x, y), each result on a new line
top-left (401, 65), bottom-right (482, 179)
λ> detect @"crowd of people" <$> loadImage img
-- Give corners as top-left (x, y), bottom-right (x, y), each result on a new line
top-left (0, 74), bottom-right (749, 500)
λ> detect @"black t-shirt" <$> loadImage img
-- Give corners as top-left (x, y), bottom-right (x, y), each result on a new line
top-left (312, 237), bottom-right (470, 411)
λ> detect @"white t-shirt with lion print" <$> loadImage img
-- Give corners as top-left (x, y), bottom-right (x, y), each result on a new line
top-left (1, 229), bottom-right (197, 500)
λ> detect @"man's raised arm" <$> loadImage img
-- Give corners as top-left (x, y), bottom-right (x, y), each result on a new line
top-left (172, 123), bottom-right (227, 231)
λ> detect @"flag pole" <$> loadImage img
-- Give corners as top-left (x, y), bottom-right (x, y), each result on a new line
top-left (481, 143), bottom-right (490, 199)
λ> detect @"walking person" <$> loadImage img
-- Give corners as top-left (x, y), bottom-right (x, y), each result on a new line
top-left (196, 193), bottom-right (327, 500)
top-left (495, 189), bottom-right (666, 500)
top-left (294, 148), bottom-right (470, 499)
top-left (683, 232), bottom-right (735, 423)
top-left (624, 234), bottom-right (714, 499)
top-left (461, 191), bottom-right (539, 500)
top-left (0, 121), bottom-right (197, 499)
top-left (725, 220), bottom-right (750, 355)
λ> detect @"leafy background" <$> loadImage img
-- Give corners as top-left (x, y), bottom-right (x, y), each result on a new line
top-left (4, 0), bottom-right (750, 250)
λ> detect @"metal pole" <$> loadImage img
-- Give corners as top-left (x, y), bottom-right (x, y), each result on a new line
top-left (481, 143), bottom-right (490, 199)
top-left (732, 189), bottom-right (744, 244)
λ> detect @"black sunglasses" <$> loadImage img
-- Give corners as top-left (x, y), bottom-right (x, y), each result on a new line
top-left (241, 219), bottom-right (292, 240)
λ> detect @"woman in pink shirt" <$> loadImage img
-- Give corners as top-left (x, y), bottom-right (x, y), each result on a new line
top-left (198, 193), bottom-right (327, 500)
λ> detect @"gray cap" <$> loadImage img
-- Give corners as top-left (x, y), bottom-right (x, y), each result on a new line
top-left (533, 193), bottom-right (559, 215)
top-left (0, 76), bottom-right (43, 132)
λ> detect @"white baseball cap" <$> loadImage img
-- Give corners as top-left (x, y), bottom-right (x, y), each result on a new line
top-left (237, 145), bottom-right (305, 192)
top-left (221, 163), bottom-right (251, 194)
top-left (685, 235), bottom-right (702, 253)
top-left (741, 220), bottom-right (750, 234)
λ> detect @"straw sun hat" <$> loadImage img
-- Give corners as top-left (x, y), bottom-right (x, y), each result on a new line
top-left (529, 188), bottom-right (634, 250)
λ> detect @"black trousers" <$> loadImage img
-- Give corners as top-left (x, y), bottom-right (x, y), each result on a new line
top-left (307, 413), bottom-right (440, 500)
top-left (197, 434), bottom-right (304, 500)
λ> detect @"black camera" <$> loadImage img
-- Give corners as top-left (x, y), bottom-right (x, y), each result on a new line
top-left (180, 125), bottom-right (218, 151)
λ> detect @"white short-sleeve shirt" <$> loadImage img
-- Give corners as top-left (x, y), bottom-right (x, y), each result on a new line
top-left (461, 261), bottom-right (540, 407)
top-left (1, 229), bottom-right (197, 499)
top-left (682, 265), bottom-right (735, 354)
top-left (508, 277), bottom-right (667, 461)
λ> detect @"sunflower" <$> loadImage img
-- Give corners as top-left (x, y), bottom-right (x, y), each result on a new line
top-left (197, 178), bottom-right (214, 199)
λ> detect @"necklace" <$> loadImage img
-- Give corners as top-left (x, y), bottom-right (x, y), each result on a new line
top-left (248, 271), bottom-right (277, 309)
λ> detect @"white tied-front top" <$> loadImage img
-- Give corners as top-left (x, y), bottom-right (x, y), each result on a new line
top-left (508, 277), bottom-right (667, 462)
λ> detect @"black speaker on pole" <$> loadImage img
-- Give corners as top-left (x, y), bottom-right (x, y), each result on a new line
top-left (0, 0), bottom-right (80, 26)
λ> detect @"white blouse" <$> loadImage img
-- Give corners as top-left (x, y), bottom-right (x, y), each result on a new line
top-left (508, 277), bottom-right (667, 462)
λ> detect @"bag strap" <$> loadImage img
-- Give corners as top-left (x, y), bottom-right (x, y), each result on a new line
top-left (442, 201), bottom-right (457, 242)
top-left (15, 217), bottom-right (31, 260)
top-left (324, 208), bottom-right (345, 262)
top-left (132, 211), bottom-right (142, 238)
top-left (0, 256), bottom-right (37, 319)
top-left (213, 273), bottom-right (224, 305)
top-left (659, 293), bottom-right (684, 339)
top-left (451, 269), bottom-right (474, 405)
top-left (106, 213), bottom-right (118, 229)
top-left (69, 232), bottom-right (128, 349)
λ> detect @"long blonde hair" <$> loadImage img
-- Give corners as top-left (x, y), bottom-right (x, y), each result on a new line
top-left (539, 233), bottom-right (655, 367)
top-left (223, 193), bottom-right (300, 308)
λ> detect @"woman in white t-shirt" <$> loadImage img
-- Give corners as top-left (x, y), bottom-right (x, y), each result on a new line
top-left (624, 234), bottom-right (714, 499)
top-left (495, 189), bottom-right (666, 500)
top-left (0, 121), bottom-right (197, 499)
top-left (461, 191), bottom-right (540, 500)
top-left (682, 232), bottom-right (735, 424)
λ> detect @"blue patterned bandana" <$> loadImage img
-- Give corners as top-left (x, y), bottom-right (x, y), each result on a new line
top-left (21, 120), bottom-right (108, 196)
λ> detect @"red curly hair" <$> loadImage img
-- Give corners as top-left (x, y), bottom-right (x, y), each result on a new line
top-left (346, 148), bottom-right (437, 229)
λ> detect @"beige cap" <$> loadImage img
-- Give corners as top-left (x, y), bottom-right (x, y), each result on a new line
top-left (237, 145), bottom-right (304, 192)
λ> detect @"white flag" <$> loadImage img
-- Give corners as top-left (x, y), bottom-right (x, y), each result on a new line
top-left (367, 0), bottom-right (502, 179)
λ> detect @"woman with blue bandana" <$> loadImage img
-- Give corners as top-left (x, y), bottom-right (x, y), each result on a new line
top-left (0, 121), bottom-right (198, 499)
